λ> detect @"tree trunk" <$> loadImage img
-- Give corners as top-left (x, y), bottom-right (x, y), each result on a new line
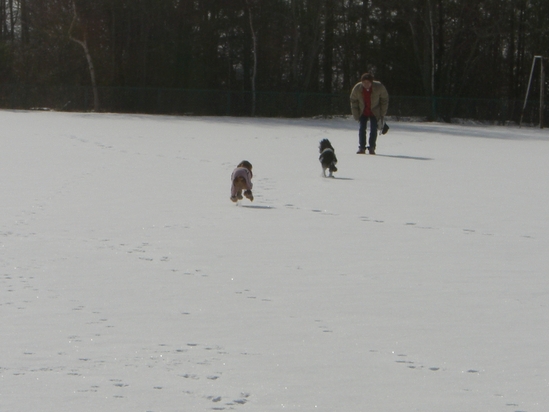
top-left (427, 0), bottom-right (435, 96)
top-left (20, 0), bottom-right (29, 44)
top-left (323, 0), bottom-right (334, 93)
top-left (302, 2), bottom-right (323, 92)
top-left (246, 0), bottom-right (258, 116)
top-left (69, 2), bottom-right (100, 112)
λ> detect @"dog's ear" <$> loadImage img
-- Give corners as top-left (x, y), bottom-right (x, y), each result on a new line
top-left (238, 160), bottom-right (253, 170)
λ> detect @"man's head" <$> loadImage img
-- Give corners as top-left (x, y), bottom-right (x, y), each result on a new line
top-left (361, 72), bottom-right (374, 88)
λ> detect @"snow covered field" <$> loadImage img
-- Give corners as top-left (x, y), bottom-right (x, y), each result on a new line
top-left (1, 110), bottom-right (548, 412)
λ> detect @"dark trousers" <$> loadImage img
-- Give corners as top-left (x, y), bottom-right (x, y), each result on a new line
top-left (359, 115), bottom-right (378, 150)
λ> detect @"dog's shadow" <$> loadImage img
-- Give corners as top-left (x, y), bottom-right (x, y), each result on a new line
top-left (240, 204), bottom-right (274, 209)
top-left (323, 176), bottom-right (353, 180)
top-left (376, 154), bottom-right (433, 161)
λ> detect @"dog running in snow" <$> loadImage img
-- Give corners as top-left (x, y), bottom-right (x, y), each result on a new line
top-left (230, 160), bottom-right (254, 202)
top-left (318, 139), bottom-right (338, 177)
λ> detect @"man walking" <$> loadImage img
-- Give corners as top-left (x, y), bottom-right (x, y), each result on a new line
top-left (350, 73), bottom-right (389, 155)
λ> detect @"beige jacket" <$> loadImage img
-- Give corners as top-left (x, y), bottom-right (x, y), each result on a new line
top-left (350, 81), bottom-right (389, 121)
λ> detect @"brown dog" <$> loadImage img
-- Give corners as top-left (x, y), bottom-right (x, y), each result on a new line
top-left (230, 160), bottom-right (253, 202)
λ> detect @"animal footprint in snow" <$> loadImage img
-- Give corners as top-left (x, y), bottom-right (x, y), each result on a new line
top-left (181, 373), bottom-right (199, 380)
top-left (359, 216), bottom-right (384, 222)
top-left (394, 354), bottom-right (442, 372)
top-left (394, 354), bottom-right (418, 368)
top-left (315, 319), bottom-right (333, 333)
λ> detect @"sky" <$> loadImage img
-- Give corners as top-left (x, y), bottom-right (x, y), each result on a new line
top-left (1, 110), bottom-right (548, 412)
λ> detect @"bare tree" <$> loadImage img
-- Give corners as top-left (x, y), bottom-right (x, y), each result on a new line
top-left (1, 0), bottom-right (17, 41)
top-left (323, 0), bottom-right (335, 93)
top-left (246, 0), bottom-right (258, 116)
top-left (68, 1), bottom-right (99, 111)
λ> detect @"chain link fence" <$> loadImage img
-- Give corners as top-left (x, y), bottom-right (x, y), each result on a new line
top-left (0, 84), bottom-right (546, 125)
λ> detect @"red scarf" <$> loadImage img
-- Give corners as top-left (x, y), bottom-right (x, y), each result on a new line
top-left (362, 86), bottom-right (372, 117)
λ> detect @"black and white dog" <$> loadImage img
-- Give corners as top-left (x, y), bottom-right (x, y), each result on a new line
top-left (319, 139), bottom-right (338, 177)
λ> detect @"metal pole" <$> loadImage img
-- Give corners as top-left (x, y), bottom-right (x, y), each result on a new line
top-left (520, 55), bottom-right (542, 128)
top-left (540, 57), bottom-right (545, 129)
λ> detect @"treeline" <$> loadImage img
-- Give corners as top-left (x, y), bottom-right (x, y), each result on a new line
top-left (1, 0), bottom-right (548, 102)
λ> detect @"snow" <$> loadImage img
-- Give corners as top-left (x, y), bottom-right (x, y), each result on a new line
top-left (1, 110), bottom-right (548, 412)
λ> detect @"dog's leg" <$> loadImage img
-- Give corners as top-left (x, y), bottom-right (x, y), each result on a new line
top-left (244, 190), bottom-right (254, 201)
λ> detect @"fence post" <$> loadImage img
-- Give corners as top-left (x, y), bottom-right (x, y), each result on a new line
top-left (540, 58), bottom-right (545, 129)
top-left (157, 88), bottom-right (162, 114)
top-left (296, 92), bottom-right (304, 116)
top-left (9, 85), bottom-right (15, 108)
top-left (431, 96), bottom-right (437, 121)
top-left (500, 99), bottom-right (508, 125)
